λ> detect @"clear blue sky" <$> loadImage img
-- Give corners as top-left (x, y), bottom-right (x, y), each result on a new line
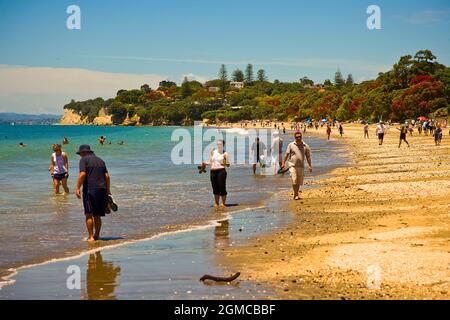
top-left (0, 0), bottom-right (449, 113)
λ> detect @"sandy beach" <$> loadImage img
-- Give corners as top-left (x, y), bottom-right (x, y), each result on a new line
top-left (218, 122), bottom-right (450, 300)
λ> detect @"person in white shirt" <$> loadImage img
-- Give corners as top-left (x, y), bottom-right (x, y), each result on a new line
top-left (50, 144), bottom-right (69, 194)
top-left (202, 140), bottom-right (230, 208)
top-left (376, 122), bottom-right (386, 145)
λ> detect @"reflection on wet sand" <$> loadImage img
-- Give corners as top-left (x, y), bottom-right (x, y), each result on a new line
top-left (82, 251), bottom-right (120, 300)
top-left (211, 219), bottom-right (241, 288)
top-left (214, 220), bottom-right (230, 249)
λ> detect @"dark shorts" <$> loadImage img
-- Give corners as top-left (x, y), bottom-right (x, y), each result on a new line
top-left (53, 173), bottom-right (67, 181)
top-left (400, 133), bottom-right (407, 140)
top-left (210, 169), bottom-right (227, 196)
top-left (83, 188), bottom-right (107, 217)
top-left (378, 133), bottom-right (384, 140)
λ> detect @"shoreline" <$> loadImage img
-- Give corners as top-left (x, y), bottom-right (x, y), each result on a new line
top-left (0, 130), bottom-right (346, 298)
top-left (0, 193), bottom-right (294, 299)
top-left (219, 123), bottom-right (450, 299)
top-left (0, 201), bottom-right (266, 291)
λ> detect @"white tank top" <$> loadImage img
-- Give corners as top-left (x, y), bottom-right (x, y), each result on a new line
top-left (210, 149), bottom-right (226, 170)
top-left (52, 152), bottom-right (67, 174)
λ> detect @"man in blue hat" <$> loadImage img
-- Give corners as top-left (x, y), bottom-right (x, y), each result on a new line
top-left (75, 145), bottom-right (111, 242)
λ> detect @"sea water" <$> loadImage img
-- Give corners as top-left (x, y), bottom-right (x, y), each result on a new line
top-left (0, 124), bottom-right (347, 282)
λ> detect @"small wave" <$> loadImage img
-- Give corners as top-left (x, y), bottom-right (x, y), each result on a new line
top-left (0, 204), bottom-right (265, 291)
top-left (220, 128), bottom-right (250, 135)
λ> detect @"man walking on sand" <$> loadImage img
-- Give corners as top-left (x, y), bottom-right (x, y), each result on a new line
top-left (75, 145), bottom-right (111, 242)
top-left (282, 132), bottom-right (312, 200)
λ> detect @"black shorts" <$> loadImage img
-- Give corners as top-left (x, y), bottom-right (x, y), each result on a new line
top-left (210, 169), bottom-right (227, 196)
top-left (53, 173), bottom-right (67, 181)
top-left (83, 188), bottom-right (107, 217)
top-left (400, 133), bottom-right (406, 140)
top-left (378, 133), bottom-right (384, 140)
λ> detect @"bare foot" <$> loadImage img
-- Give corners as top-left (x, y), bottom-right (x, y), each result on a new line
top-left (219, 204), bottom-right (226, 208)
top-left (93, 235), bottom-right (100, 241)
top-left (87, 237), bottom-right (96, 242)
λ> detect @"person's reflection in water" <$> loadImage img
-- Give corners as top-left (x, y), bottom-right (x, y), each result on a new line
top-left (214, 220), bottom-right (230, 249)
top-left (83, 251), bottom-right (120, 300)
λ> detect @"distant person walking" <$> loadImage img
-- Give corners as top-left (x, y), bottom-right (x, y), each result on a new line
top-left (282, 132), bottom-right (312, 201)
top-left (50, 144), bottom-right (69, 194)
top-left (376, 122), bottom-right (386, 145)
top-left (434, 125), bottom-right (443, 146)
top-left (75, 145), bottom-right (111, 242)
top-left (423, 121), bottom-right (428, 136)
top-left (251, 137), bottom-right (266, 174)
top-left (326, 124), bottom-right (332, 140)
top-left (201, 140), bottom-right (230, 208)
top-left (397, 123), bottom-right (410, 148)
top-left (364, 123), bottom-right (370, 139)
top-left (338, 124), bottom-right (344, 137)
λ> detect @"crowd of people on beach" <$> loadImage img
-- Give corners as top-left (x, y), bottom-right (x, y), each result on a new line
top-left (16, 116), bottom-right (447, 242)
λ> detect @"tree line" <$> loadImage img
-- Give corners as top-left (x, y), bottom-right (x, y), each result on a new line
top-left (63, 50), bottom-right (449, 125)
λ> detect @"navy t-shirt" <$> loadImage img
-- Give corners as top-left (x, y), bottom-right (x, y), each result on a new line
top-left (79, 153), bottom-right (108, 191)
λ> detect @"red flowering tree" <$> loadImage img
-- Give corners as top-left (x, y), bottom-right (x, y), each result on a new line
top-left (391, 77), bottom-right (445, 120)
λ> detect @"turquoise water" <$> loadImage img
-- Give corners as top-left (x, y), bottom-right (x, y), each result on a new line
top-left (0, 124), bottom-right (347, 281)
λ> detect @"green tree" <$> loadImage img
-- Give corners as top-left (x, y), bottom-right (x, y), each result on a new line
top-left (181, 77), bottom-right (192, 98)
top-left (413, 49), bottom-right (440, 75)
top-left (232, 69), bottom-right (244, 82)
top-left (300, 76), bottom-right (314, 86)
top-left (218, 64), bottom-right (228, 99)
top-left (109, 102), bottom-right (128, 125)
top-left (392, 55), bottom-right (414, 88)
top-left (245, 64), bottom-right (254, 84)
top-left (334, 69), bottom-right (345, 88)
top-left (158, 80), bottom-right (177, 89)
top-left (257, 69), bottom-right (267, 82)
top-left (346, 74), bottom-right (354, 86)
top-left (140, 84), bottom-right (151, 92)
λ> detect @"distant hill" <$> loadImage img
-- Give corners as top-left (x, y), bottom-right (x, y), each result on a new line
top-left (0, 113), bottom-right (62, 124)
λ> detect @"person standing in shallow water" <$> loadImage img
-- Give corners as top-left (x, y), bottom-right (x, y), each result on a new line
top-left (202, 140), bottom-right (230, 208)
top-left (282, 132), bottom-right (312, 200)
top-left (50, 144), bottom-right (69, 194)
top-left (75, 145), bottom-right (111, 242)
top-left (251, 137), bottom-right (266, 174)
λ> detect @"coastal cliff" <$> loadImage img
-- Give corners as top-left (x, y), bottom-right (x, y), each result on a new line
top-left (60, 108), bottom-right (113, 125)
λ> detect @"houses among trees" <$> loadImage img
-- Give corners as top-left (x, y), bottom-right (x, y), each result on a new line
top-left (63, 50), bottom-right (450, 125)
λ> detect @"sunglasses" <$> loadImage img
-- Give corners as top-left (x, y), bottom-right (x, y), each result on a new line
top-left (295, 136), bottom-right (302, 139)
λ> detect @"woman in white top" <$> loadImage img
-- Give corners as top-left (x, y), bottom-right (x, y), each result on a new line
top-left (50, 144), bottom-right (69, 194)
top-left (202, 140), bottom-right (230, 208)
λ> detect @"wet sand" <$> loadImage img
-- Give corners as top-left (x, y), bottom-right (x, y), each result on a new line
top-left (0, 198), bottom-right (294, 299)
top-left (219, 123), bottom-right (450, 299)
